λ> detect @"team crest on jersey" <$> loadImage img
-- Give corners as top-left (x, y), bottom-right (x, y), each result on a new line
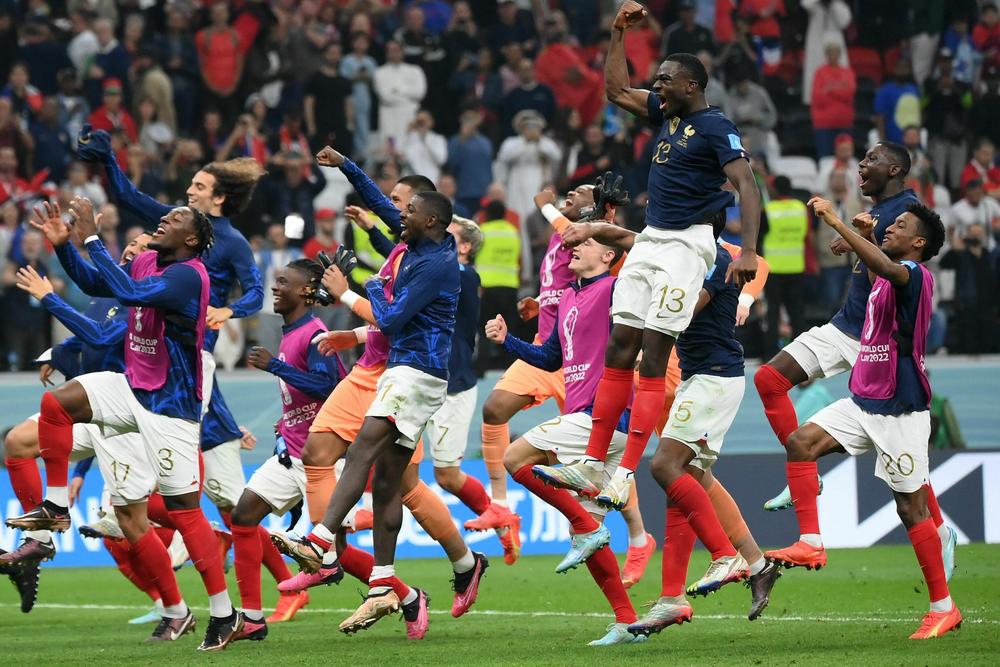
top-left (677, 124), bottom-right (696, 148)
top-left (106, 307), bottom-right (118, 320)
top-left (669, 116), bottom-right (681, 135)
top-left (562, 306), bottom-right (579, 361)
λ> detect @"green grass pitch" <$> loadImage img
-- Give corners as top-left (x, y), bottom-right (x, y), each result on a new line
top-left (2, 544), bottom-right (997, 666)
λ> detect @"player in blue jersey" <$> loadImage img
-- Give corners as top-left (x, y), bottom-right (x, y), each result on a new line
top-left (535, 1), bottom-right (761, 511)
top-left (8, 198), bottom-right (242, 651)
top-left (74, 125), bottom-right (264, 523)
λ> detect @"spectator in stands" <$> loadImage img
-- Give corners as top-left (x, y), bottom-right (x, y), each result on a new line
top-left (739, 0), bottom-right (785, 76)
top-left (924, 53), bottom-right (973, 191)
top-left (157, 4), bottom-right (199, 134)
top-left (960, 137), bottom-right (1000, 197)
top-left (396, 4), bottom-right (452, 135)
top-left (0, 97), bottom-right (32, 174)
top-left (30, 97), bottom-right (71, 184)
top-left (718, 13), bottom-right (760, 85)
top-left (494, 110), bottom-right (561, 230)
top-left (500, 58), bottom-right (556, 139)
top-left (305, 42), bottom-right (354, 154)
top-left (130, 47), bottom-right (176, 135)
top-left (87, 78), bottom-right (138, 144)
top-left (448, 46), bottom-right (504, 138)
top-left (253, 221), bottom-right (304, 351)
top-left (875, 58), bottom-right (921, 143)
top-left (216, 111), bottom-right (269, 165)
top-left (1, 229), bottom-right (62, 371)
top-left (564, 124), bottom-right (627, 191)
top-left (303, 208), bottom-right (340, 260)
top-left (66, 10), bottom-right (99, 75)
top-left (55, 69), bottom-right (89, 149)
top-left (448, 107), bottom-right (493, 217)
top-left (940, 223), bottom-right (999, 354)
top-left (762, 175), bottom-right (809, 358)
top-left (940, 13), bottom-right (981, 85)
top-left (258, 152), bottom-right (327, 244)
top-left (65, 160), bottom-right (107, 207)
top-left (444, 1), bottom-right (480, 68)
top-left (662, 0), bottom-right (715, 56)
top-left (817, 168), bottom-right (863, 315)
top-left (810, 42), bottom-right (856, 158)
top-left (340, 32), bottom-right (378, 159)
top-left (475, 198), bottom-right (521, 373)
top-left (972, 65), bottom-right (1000, 150)
top-left (724, 69), bottom-right (777, 160)
top-left (623, 10), bottom-right (663, 85)
top-left (973, 3), bottom-right (1000, 70)
top-left (801, 0), bottom-right (851, 105)
top-left (374, 40), bottom-right (427, 148)
top-left (950, 179), bottom-right (1000, 250)
top-left (1, 63), bottom-right (43, 125)
top-left (906, 1), bottom-right (945, 87)
top-left (697, 50), bottom-right (729, 109)
top-left (535, 11), bottom-right (604, 127)
top-left (84, 18), bottom-right (131, 108)
top-left (487, 0), bottom-right (538, 58)
top-left (403, 109), bottom-right (448, 183)
top-left (196, 2), bottom-right (244, 123)
top-left (135, 96), bottom-right (174, 158)
top-left (272, 111), bottom-right (313, 180)
top-left (16, 21), bottom-right (71, 98)
top-left (125, 143), bottom-right (164, 200)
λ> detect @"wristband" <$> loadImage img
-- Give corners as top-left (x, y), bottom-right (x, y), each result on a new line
top-left (84, 235), bottom-right (100, 245)
top-left (353, 326), bottom-right (368, 343)
top-left (541, 204), bottom-right (562, 224)
top-left (738, 293), bottom-right (755, 309)
top-left (340, 290), bottom-right (361, 309)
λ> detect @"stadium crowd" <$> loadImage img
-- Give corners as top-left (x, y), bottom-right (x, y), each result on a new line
top-left (0, 0), bottom-right (999, 373)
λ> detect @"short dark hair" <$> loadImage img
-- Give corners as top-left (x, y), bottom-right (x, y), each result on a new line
top-left (876, 141), bottom-right (911, 178)
top-left (772, 175), bottom-right (793, 196)
top-left (907, 202), bottom-right (945, 261)
top-left (286, 258), bottom-right (324, 302)
top-left (190, 208), bottom-right (214, 255)
top-left (397, 175), bottom-right (436, 193)
top-left (416, 190), bottom-right (453, 227)
top-left (484, 199), bottom-right (507, 220)
top-left (666, 52), bottom-right (708, 89)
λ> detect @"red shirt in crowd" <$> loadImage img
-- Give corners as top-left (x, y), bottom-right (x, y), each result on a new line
top-left (195, 27), bottom-right (243, 95)
top-left (739, 0), bottom-right (785, 39)
top-left (811, 64), bottom-right (856, 129)
top-left (535, 43), bottom-right (603, 127)
top-left (303, 237), bottom-right (340, 260)
top-left (959, 159), bottom-right (1000, 194)
top-left (88, 106), bottom-right (138, 144)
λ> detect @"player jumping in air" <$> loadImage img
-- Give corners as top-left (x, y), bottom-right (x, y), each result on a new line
top-left (230, 258), bottom-right (346, 642)
top-left (535, 0), bottom-right (760, 510)
top-left (10, 198), bottom-right (243, 651)
top-left (767, 199), bottom-right (960, 640)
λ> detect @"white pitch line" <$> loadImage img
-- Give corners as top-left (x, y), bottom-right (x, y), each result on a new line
top-left (1, 602), bottom-right (996, 626)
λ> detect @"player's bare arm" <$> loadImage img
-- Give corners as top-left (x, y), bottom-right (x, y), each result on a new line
top-left (605, 1), bottom-right (651, 118)
top-left (723, 159), bottom-right (760, 287)
top-left (561, 222), bottom-right (636, 251)
top-left (809, 197), bottom-right (909, 286)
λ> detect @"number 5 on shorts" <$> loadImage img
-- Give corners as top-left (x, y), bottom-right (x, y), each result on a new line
top-left (673, 400), bottom-right (694, 423)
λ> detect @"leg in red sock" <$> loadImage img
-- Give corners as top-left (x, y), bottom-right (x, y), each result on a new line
top-left (661, 506), bottom-right (696, 597)
top-left (512, 465), bottom-right (599, 534)
top-left (38, 392), bottom-right (75, 499)
top-left (908, 518), bottom-right (950, 603)
top-left (258, 526), bottom-right (292, 582)
top-left (232, 524), bottom-right (263, 613)
top-left (105, 537), bottom-right (160, 602)
top-left (4, 457), bottom-right (43, 511)
top-left (585, 546), bottom-right (637, 624)
top-left (583, 367), bottom-right (635, 462)
top-left (924, 484), bottom-right (944, 528)
top-left (786, 461), bottom-right (820, 537)
top-left (130, 529), bottom-right (184, 608)
top-left (453, 473), bottom-right (491, 515)
top-left (340, 544), bottom-right (375, 583)
top-left (619, 376), bottom-right (666, 472)
top-left (167, 506), bottom-right (232, 615)
top-left (665, 475), bottom-right (736, 559)
top-left (754, 364), bottom-right (799, 447)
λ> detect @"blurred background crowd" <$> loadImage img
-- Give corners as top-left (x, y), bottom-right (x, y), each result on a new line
top-left (1, 0), bottom-right (999, 374)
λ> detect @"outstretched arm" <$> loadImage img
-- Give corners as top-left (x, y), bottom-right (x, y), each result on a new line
top-left (365, 267), bottom-right (445, 336)
top-left (484, 313), bottom-right (562, 371)
top-left (316, 147), bottom-right (401, 234)
top-left (85, 239), bottom-right (203, 313)
top-left (561, 221), bottom-right (637, 251)
top-left (223, 239), bottom-right (265, 319)
top-left (41, 293), bottom-right (127, 348)
top-left (248, 335), bottom-right (344, 400)
top-left (809, 197), bottom-right (910, 286)
top-left (723, 158), bottom-right (760, 286)
top-left (78, 127), bottom-right (172, 225)
top-left (605, 1), bottom-right (652, 118)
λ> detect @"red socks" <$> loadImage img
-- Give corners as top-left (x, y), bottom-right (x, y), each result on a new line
top-left (104, 538), bottom-right (160, 602)
top-left (754, 365), bottom-right (798, 446)
top-left (5, 457), bottom-right (42, 511)
top-left (584, 367), bottom-right (634, 462)
top-left (787, 461), bottom-right (820, 535)
top-left (666, 474), bottom-right (736, 559)
top-left (340, 544), bottom-right (375, 582)
top-left (585, 546), bottom-right (637, 623)
top-left (232, 524), bottom-right (263, 611)
top-left (38, 392), bottom-right (74, 491)
top-left (924, 484), bottom-right (944, 528)
top-left (908, 518), bottom-right (950, 603)
top-left (661, 506), bottom-right (696, 597)
top-left (167, 508), bottom-right (229, 597)
top-left (512, 465), bottom-right (599, 535)
top-left (369, 576), bottom-right (412, 600)
top-left (258, 526), bottom-right (292, 582)
top-left (620, 376), bottom-right (665, 471)
top-left (130, 528), bottom-right (182, 607)
top-left (455, 474), bottom-right (491, 515)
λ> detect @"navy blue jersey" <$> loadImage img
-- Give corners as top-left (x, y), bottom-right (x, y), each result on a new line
top-left (676, 245), bottom-right (744, 380)
top-left (830, 188), bottom-right (919, 338)
top-left (645, 92), bottom-right (746, 229)
top-left (367, 235), bottom-right (460, 380)
top-left (43, 294), bottom-right (127, 376)
top-left (266, 311), bottom-right (345, 399)
top-left (102, 158), bottom-right (264, 351)
top-left (201, 385), bottom-right (244, 450)
top-left (57, 240), bottom-right (205, 421)
top-left (338, 157), bottom-right (403, 236)
top-left (448, 264), bottom-right (481, 394)
top-left (853, 261), bottom-right (929, 415)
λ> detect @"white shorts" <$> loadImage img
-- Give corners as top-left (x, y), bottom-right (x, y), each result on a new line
top-left (76, 371), bottom-right (201, 497)
top-left (612, 224), bottom-right (717, 337)
top-left (202, 439), bottom-right (247, 509)
top-left (662, 374), bottom-right (745, 471)
top-left (246, 455), bottom-right (306, 515)
top-left (808, 398), bottom-right (930, 493)
top-left (783, 323), bottom-right (861, 381)
top-left (366, 365), bottom-right (448, 449)
top-left (522, 412), bottom-right (626, 517)
top-left (424, 386), bottom-right (478, 468)
top-left (92, 431), bottom-right (158, 506)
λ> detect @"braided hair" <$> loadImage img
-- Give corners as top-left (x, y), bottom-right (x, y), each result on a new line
top-left (287, 258), bottom-right (324, 304)
top-left (190, 208), bottom-right (214, 255)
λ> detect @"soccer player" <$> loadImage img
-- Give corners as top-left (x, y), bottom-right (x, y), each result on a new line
top-left (538, 1), bottom-right (760, 509)
top-left (468, 186), bottom-right (592, 561)
top-left (277, 189), bottom-right (480, 634)
top-left (10, 198), bottom-right (242, 651)
top-left (486, 237), bottom-right (644, 646)
top-left (766, 199), bottom-right (960, 640)
top-left (230, 259), bottom-right (346, 641)
top-left (75, 126), bottom-right (265, 534)
top-left (753, 142), bottom-right (958, 576)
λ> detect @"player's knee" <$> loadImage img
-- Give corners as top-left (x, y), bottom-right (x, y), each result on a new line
top-left (754, 364), bottom-right (786, 398)
top-left (649, 447), bottom-right (682, 488)
top-left (785, 429), bottom-right (816, 461)
top-left (482, 396), bottom-right (510, 425)
top-left (115, 506), bottom-right (148, 542)
top-left (433, 466), bottom-right (463, 492)
top-left (162, 492), bottom-right (199, 511)
top-left (893, 493), bottom-right (929, 529)
top-left (4, 421), bottom-right (38, 458)
top-left (230, 504), bottom-right (255, 527)
top-left (606, 327), bottom-right (642, 369)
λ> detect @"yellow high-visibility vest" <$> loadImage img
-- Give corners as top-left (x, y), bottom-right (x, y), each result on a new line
top-left (477, 219), bottom-right (521, 289)
top-left (350, 217), bottom-right (393, 284)
top-left (763, 198), bottom-right (808, 274)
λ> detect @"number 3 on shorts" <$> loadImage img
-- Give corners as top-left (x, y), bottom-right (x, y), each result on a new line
top-left (158, 447), bottom-right (175, 471)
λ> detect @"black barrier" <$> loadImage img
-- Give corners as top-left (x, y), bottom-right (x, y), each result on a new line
top-left (635, 449), bottom-right (999, 548)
